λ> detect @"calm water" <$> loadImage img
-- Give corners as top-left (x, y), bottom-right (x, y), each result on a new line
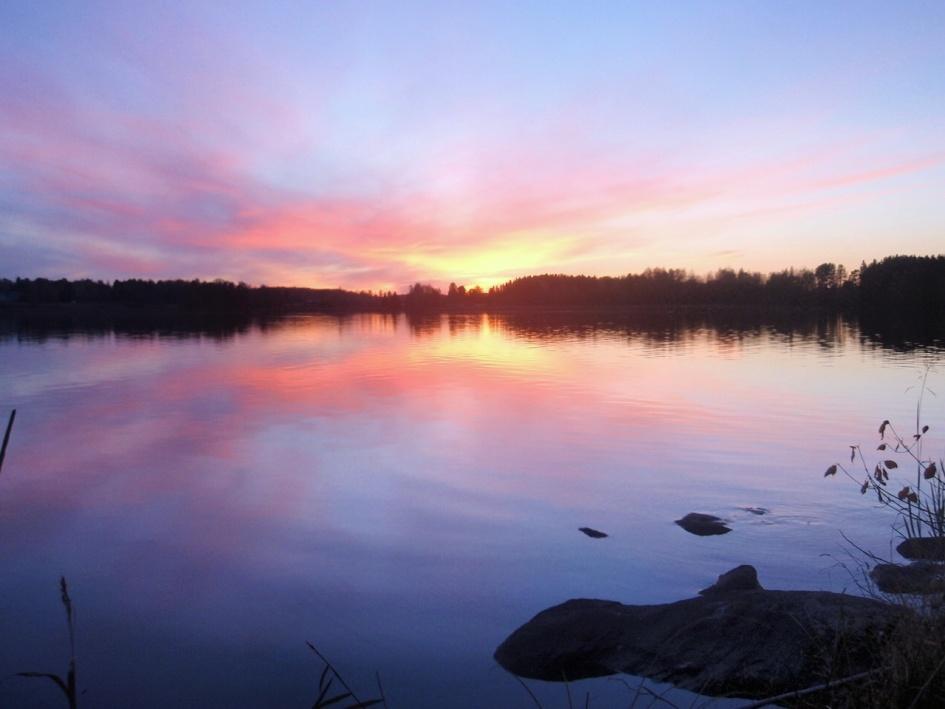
top-left (1, 311), bottom-right (943, 707)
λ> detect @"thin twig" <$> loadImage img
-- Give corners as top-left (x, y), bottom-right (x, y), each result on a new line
top-left (736, 668), bottom-right (880, 709)
top-left (838, 530), bottom-right (889, 565)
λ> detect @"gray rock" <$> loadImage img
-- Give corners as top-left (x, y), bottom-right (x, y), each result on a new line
top-left (896, 537), bottom-right (945, 561)
top-left (674, 512), bottom-right (731, 536)
top-left (494, 565), bottom-right (901, 698)
top-left (871, 561), bottom-right (945, 594)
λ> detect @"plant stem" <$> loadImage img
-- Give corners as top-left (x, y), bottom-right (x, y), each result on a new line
top-left (0, 408), bottom-right (15, 474)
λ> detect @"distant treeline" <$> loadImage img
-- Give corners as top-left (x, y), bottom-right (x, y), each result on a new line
top-left (0, 278), bottom-right (400, 312)
top-left (401, 255), bottom-right (945, 317)
top-left (2, 255), bottom-right (944, 317)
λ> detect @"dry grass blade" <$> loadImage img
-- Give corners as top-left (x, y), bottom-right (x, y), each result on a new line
top-left (735, 669), bottom-right (878, 708)
top-left (18, 576), bottom-right (78, 708)
top-left (313, 676), bottom-right (337, 707)
top-left (307, 641), bottom-right (362, 705)
top-left (374, 672), bottom-right (388, 709)
top-left (561, 671), bottom-right (573, 709)
top-left (306, 640), bottom-right (383, 709)
top-left (0, 408), bottom-right (15, 474)
top-left (905, 652), bottom-right (945, 709)
top-left (510, 673), bottom-right (544, 708)
top-left (15, 671), bottom-right (69, 696)
top-left (565, 685), bottom-right (574, 709)
top-left (639, 683), bottom-right (680, 709)
top-left (320, 663), bottom-right (331, 692)
top-left (607, 676), bottom-right (644, 707)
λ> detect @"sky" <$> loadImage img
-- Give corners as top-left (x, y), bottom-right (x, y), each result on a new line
top-left (1, 1), bottom-right (943, 291)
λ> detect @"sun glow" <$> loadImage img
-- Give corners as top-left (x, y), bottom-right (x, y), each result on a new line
top-left (377, 232), bottom-right (580, 289)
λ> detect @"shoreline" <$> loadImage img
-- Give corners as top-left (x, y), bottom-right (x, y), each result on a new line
top-left (0, 300), bottom-right (845, 317)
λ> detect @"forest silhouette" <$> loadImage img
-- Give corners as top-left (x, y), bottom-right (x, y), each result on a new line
top-left (2, 255), bottom-right (943, 320)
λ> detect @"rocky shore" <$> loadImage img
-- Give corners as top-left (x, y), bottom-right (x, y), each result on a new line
top-left (495, 565), bottom-right (904, 698)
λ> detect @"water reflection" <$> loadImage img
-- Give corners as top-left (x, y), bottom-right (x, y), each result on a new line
top-left (0, 310), bottom-right (943, 707)
top-left (4, 306), bottom-right (942, 353)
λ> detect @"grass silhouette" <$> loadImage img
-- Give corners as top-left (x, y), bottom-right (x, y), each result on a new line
top-left (0, 408), bottom-right (15, 474)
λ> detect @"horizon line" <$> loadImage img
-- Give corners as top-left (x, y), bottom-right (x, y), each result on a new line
top-left (4, 252), bottom-right (945, 293)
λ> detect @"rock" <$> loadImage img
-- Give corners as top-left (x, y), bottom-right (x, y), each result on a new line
top-left (739, 506), bottom-right (769, 516)
top-left (674, 512), bottom-right (731, 536)
top-left (699, 564), bottom-right (762, 595)
top-left (871, 561), bottom-right (945, 594)
top-left (494, 565), bottom-right (902, 698)
top-left (896, 537), bottom-right (945, 561)
top-left (578, 527), bottom-right (608, 539)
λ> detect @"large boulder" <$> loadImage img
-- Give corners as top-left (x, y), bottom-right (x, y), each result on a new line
top-left (494, 566), bottom-right (902, 698)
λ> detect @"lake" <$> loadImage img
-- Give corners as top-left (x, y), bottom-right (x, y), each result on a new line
top-left (1, 310), bottom-right (943, 707)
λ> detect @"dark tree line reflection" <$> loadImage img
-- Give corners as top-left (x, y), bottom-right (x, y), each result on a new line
top-left (2, 255), bottom-right (943, 350)
top-left (3, 307), bottom-right (942, 356)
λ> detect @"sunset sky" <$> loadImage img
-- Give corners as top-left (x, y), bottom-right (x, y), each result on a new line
top-left (1, 2), bottom-right (943, 291)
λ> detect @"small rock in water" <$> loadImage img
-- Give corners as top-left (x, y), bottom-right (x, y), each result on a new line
top-left (739, 506), bottom-right (769, 516)
top-left (578, 527), bottom-right (608, 539)
top-left (674, 512), bottom-right (731, 536)
top-left (896, 536), bottom-right (945, 561)
top-left (871, 561), bottom-right (945, 594)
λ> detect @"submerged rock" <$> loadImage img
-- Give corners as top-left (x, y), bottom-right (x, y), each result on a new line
top-left (739, 506), bottom-right (769, 516)
top-left (674, 512), bottom-right (731, 536)
top-left (494, 565), bottom-right (901, 698)
top-left (871, 561), bottom-right (945, 594)
top-left (578, 527), bottom-right (608, 539)
top-left (896, 537), bottom-right (945, 561)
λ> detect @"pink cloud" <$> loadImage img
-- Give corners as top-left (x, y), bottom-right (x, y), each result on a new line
top-left (3, 53), bottom-right (944, 288)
